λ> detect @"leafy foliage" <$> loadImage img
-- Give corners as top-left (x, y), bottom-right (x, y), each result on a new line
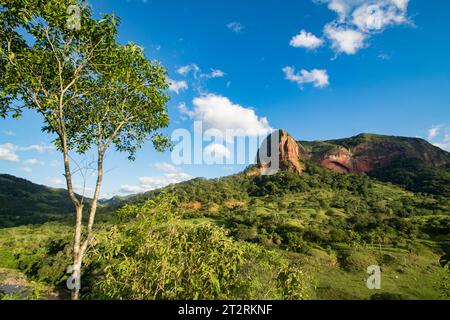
top-left (370, 159), bottom-right (450, 197)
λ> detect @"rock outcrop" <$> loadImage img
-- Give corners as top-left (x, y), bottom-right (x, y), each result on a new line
top-left (254, 131), bottom-right (450, 176)
top-left (301, 133), bottom-right (450, 174)
top-left (254, 130), bottom-right (304, 175)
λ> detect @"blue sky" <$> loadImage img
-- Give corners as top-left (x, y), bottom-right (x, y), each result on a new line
top-left (1, 0), bottom-right (449, 197)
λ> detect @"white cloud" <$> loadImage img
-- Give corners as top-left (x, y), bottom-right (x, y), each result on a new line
top-left (24, 159), bottom-right (44, 165)
top-left (201, 69), bottom-right (226, 79)
top-left (0, 143), bottom-right (55, 162)
top-left (177, 64), bottom-right (200, 77)
top-left (227, 21), bottom-right (244, 33)
top-left (392, 0), bottom-right (409, 11)
top-left (427, 126), bottom-right (441, 141)
top-left (324, 24), bottom-right (366, 55)
top-left (317, 0), bottom-right (411, 55)
top-left (21, 167), bottom-right (32, 173)
top-left (326, 0), bottom-right (351, 21)
top-left (168, 78), bottom-right (188, 94)
top-left (153, 162), bottom-right (179, 173)
top-left (18, 144), bottom-right (54, 153)
top-left (290, 30), bottom-right (324, 49)
top-left (204, 143), bottom-right (231, 160)
top-left (0, 143), bottom-right (20, 162)
top-left (178, 102), bottom-right (194, 118)
top-left (175, 64), bottom-right (226, 95)
top-left (352, 1), bottom-right (409, 32)
top-left (282, 66), bottom-right (330, 88)
top-left (184, 94), bottom-right (273, 137)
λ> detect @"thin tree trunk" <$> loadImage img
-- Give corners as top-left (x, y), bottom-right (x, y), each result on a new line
top-left (62, 147), bottom-right (84, 300)
top-left (71, 150), bottom-right (104, 300)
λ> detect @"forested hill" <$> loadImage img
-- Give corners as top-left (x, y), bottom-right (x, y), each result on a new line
top-left (0, 174), bottom-right (76, 227)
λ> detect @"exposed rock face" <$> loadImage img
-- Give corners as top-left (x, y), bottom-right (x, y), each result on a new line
top-left (319, 148), bottom-right (354, 173)
top-left (255, 130), bottom-right (304, 175)
top-left (300, 133), bottom-right (450, 174)
top-left (255, 131), bottom-right (450, 176)
top-left (279, 130), bottom-right (304, 174)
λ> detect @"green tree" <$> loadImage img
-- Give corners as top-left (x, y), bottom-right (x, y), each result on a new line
top-left (1, 0), bottom-right (171, 299)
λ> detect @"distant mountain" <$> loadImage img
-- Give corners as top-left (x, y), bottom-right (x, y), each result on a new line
top-left (298, 133), bottom-right (450, 173)
top-left (255, 130), bottom-right (450, 196)
top-left (0, 174), bottom-right (77, 227)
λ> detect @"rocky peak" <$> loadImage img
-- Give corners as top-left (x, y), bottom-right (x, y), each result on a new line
top-left (255, 130), bottom-right (304, 175)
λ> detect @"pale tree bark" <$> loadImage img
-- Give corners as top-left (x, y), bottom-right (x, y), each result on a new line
top-left (64, 127), bottom-right (105, 300)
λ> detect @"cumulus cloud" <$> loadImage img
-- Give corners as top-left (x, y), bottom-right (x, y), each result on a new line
top-left (0, 144), bottom-right (20, 162)
top-left (324, 24), bottom-right (366, 55)
top-left (182, 94), bottom-right (273, 137)
top-left (351, 0), bottom-right (409, 32)
top-left (1, 143), bottom-right (54, 162)
top-left (282, 66), bottom-right (330, 88)
top-left (168, 78), bottom-right (188, 94)
top-left (290, 30), bottom-right (324, 49)
top-left (317, 0), bottom-right (411, 55)
top-left (227, 21), bottom-right (245, 33)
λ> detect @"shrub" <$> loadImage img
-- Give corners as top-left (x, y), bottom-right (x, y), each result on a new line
top-left (341, 250), bottom-right (378, 272)
top-left (88, 222), bottom-right (245, 300)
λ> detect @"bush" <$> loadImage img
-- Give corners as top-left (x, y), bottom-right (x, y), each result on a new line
top-left (88, 221), bottom-right (244, 300)
top-left (341, 250), bottom-right (377, 272)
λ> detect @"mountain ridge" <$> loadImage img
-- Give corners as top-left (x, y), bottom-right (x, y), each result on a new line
top-left (298, 132), bottom-right (450, 172)
top-left (256, 130), bottom-right (450, 174)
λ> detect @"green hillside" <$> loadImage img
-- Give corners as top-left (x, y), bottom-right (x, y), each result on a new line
top-left (298, 134), bottom-right (450, 196)
top-left (0, 174), bottom-right (76, 227)
top-left (1, 161), bottom-right (448, 300)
